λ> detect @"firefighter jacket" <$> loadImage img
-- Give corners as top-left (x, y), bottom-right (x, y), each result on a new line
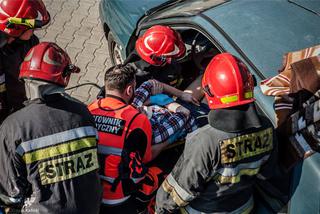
top-left (123, 51), bottom-right (183, 88)
top-left (0, 35), bottom-right (39, 122)
top-left (0, 94), bottom-right (102, 214)
top-left (88, 95), bottom-right (163, 207)
top-left (156, 104), bottom-right (278, 214)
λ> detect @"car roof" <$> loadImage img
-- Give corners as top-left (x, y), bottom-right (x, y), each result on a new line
top-left (150, 0), bottom-right (320, 78)
top-left (202, 0), bottom-right (320, 78)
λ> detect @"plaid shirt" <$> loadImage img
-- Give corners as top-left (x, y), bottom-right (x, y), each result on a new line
top-left (132, 81), bottom-right (196, 144)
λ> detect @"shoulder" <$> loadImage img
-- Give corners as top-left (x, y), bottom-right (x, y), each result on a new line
top-left (185, 124), bottom-right (220, 152)
top-left (131, 110), bottom-right (151, 129)
top-left (60, 95), bottom-right (92, 115)
top-left (258, 114), bottom-right (275, 129)
top-left (186, 124), bottom-right (215, 143)
top-left (87, 99), bottom-right (99, 111)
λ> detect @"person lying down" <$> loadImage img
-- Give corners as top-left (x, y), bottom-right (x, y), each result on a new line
top-left (132, 79), bottom-right (197, 148)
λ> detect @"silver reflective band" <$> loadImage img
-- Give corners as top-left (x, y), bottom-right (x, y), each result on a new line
top-left (167, 173), bottom-right (195, 202)
top-left (0, 74), bottom-right (5, 84)
top-left (216, 155), bottom-right (270, 177)
top-left (100, 175), bottom-right (115, 183)
top-left (132, 177), bottom-right (144, 184)
top-left (98, 145), bottom-right (123, 156)
top-left (184, 196), bottom-right (253, 214)
top-left (102, 196), bottom-right (131, 205)
top-left (16, 126), bottom-right (98, 156)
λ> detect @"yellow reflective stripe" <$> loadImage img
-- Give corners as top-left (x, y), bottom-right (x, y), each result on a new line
top-left (0, 84), bottom-right (6, 93)
top-left (220, 91), bottom-right (253, 104)
top-left (162, 179), bottom-right (188, 207)
top-left (244, 91), bottom-right (253, 99)
top-left (179, 207), bottom-right (189, 214)
top-left (38, 148), bottom-right (99, 185)
top-left (220, 95), bottom-right (238, 104)
top-left (220, 128), bottom-right (273, 164)
top-left (23, 137), bottom-right (96, 164)
top-left (216, 167), bottom-right (260, 184)
top-left (8, 17), bottom-right (35, 28)
top-left (242, 202), bottom-right (254, 214)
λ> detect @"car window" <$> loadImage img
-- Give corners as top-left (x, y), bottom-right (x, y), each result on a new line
top-left (136, 26), bottom-right (220, 89)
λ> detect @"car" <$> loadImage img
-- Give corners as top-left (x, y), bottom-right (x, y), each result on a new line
top-left (99, 0), bottom-right (320, 213)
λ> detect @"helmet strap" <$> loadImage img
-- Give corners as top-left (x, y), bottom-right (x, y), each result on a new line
top-left (150, 54), bottom-right (167, 66)
top-left (62, 64), bottom-right (80, 77)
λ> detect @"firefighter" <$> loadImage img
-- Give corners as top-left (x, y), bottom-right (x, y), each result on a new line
top-left (156, 53), bottom-right (278, 213)
top-left (0, 0), bottom-right (50, 122)
top-left (88, 64), bottom-right (164, 213)
top-left (0, 42), bottom-right (101, 214)
top-left (98, 25), bottom-right (199, 105)
top-left (132, 25), bottom-right (186, 88)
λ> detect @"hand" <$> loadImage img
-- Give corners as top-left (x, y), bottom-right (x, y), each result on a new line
top-left (175, 105), bottom-right (190, 117)
top-left (180, 92), bottom-right (200, 106)
top-left (149, 79), bottom-right (163, 95)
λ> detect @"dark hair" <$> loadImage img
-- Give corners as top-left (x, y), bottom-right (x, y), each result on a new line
top-left (104, 64), bottom-right (136, 93)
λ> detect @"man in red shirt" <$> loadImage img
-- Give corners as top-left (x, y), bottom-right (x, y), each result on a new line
top-left (88, 64), bottom-right (164, 213)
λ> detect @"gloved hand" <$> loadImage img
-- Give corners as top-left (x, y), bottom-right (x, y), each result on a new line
top-left (150, 94), bottom-right (174, 106)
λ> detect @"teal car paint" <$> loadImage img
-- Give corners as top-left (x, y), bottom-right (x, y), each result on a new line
top-left (99, 0), bottom-right (169, 52)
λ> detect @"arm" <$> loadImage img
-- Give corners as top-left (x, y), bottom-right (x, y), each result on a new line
top-left (0, 60), bottom-right (8, 122)
top-left (162, 82), bottom-right (183, 98)
top-left (156, 132), bottom-right (218, 213)
top-left (183, 75), bottom-right (204, 101)
top-left (124, 115), bottom-right (163, 201)
top-left (162, 82), bottom-right (200, 106)
top-left (0, 125), bottom-right (28, 209)
top-left (132, 81), bottom-right (153, 108)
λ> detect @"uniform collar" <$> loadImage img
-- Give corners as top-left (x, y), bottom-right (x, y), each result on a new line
top-left (24, 93), bottom-right (65, 105)
top-left (98, 94), bottom-right (128, 111)
top-left (208, 103), bottom-right (262, 133)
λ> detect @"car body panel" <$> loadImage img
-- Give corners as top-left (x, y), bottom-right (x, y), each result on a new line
top-left (289, 153), bottom-right (320, 214)
top-left (202, 0), bottom-right (320, 79)
top-left (99, 0), bottom-right (169, 49)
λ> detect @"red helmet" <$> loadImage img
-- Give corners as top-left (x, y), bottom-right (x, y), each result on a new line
top-left (0, 0), bottom-right (50, 37)
top-left (202, 53), bottom-right (255, 109)
top-left (19, 42), bottom-right (80, 87)
top-left (135, 25), bottom-right (186, 66)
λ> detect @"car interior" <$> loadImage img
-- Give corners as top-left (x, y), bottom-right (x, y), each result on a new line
top-left (174, 28), bottom-right (220, 91)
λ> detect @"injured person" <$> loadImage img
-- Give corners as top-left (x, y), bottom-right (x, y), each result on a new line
top-left (132, 79), bottom-right (197, 155)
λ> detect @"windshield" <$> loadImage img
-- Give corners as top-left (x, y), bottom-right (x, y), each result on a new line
top-left (146, 0), bottom-right (230, 20)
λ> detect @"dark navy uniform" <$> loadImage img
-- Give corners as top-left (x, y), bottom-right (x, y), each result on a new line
top-left (0, 94), bottom-right (102, 214)
top-left (156, 103), bottom-right (278, 214)
top-left (0, 35), bottom-right (39, 122)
